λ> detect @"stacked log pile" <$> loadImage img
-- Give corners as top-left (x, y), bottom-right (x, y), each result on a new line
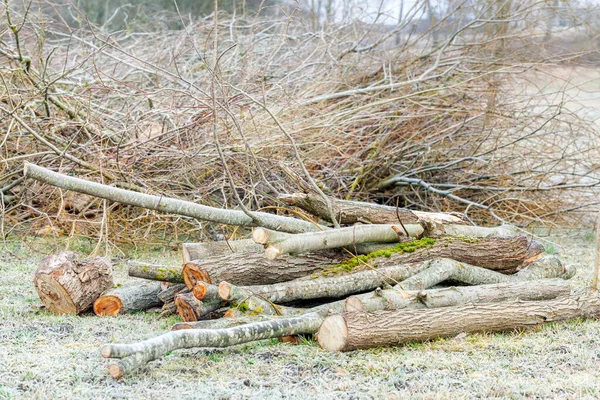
top-left (25, 164), bottom-right (598, 379)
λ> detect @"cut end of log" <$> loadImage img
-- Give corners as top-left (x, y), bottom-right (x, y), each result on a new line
top-left (192, 282), bottom-right (208, 301)
top-left (344, 296), bottom-right (364, 313)
top-left (264, 246), bottom-right (283, 260)
top-left (93, 295), bottom-right (124, 316)
top-left (174, 294), bottom-right (199, 322)
top-left (252, 228), bottom-right (270, 245)
top-left (108, 363), bottom-right (123, 379)
top-left (100, 345), bottom-right (112, 358)
top-left (317, 314), bottom-right (349, 352)
top-left (171, 323), bottom-right (194, 331)
top-left (218, 282), bottom-right (232, 301)
top-left (33, 274), bottom-right (78, 315)
top-left (182, 262), bottom-right (212, 289)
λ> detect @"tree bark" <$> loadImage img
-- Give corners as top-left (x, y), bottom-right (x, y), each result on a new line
top-left (259, 224), bottom-right (518, 259)
top-left (278, 192), bottom-right (468, 225)
top-left (33, 251), bottom-right (113, 315)
top-left (182, 239), bottom-right (263, 263)
top-left (24, 163), bottom-right (321, 233)
top-left (157, 283), bottom-right (188, 303)
top-left (218, 262), bottom-right (431, 304)
top-left (127, 261), bottom-right (184, 283)
top-left (182, 251), bottom-right (344, 288)
top-left (317, 291), bottom-right (600, 352)
top-left (171, 315), bottom-right (279, 331)
top-left (174, 292), bottom-right (224, 322)
top-left (93, 280), bottom-right (163, 316)
top-left (345, 278), bottom-right (571, 312)
top-left (192, 281), bottom-right (220, 302)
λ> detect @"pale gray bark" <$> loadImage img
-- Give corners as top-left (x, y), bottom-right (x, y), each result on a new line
top-left (93, 280), bottom-right (163, 316)
top-left (192, 281), bottom-right (220, 302)
top-left (127, 261), bottom-right (184, 283)
top-left (182, 239), bottom-right (263, 263)
top-left (24, 163), bottom-right (320, 233)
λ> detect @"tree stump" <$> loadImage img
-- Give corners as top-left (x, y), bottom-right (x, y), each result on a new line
top-left (33, 251), bottom-right (113, 314)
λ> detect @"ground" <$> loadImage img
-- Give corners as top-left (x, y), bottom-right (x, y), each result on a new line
top-left (0, 232), bottom-right (598, 400)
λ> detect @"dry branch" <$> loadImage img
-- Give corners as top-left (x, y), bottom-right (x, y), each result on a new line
top-left (317, 291), bottom-right (600, 352)
top-left (93, 281), bottom-right (162, 316)
top-left (182, 239), bottom-right (263, 263)
top-left (127, 261), bottom-right (184, 283)
top-left (33, 251), bottom-right (113, 315)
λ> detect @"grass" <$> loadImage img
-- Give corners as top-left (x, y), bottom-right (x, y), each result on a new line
top-left (1, 234), bottom-right (600, 399)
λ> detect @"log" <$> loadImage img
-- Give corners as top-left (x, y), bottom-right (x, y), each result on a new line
top-left (101, 312), bottom-right (324, 378)
top-left (218, 261), bottom-right (431, 304)
top-left (192, 281), bottom-right (220, 302)
top-left (258, 224), bottom-right (518, 259)
top-left (171, 315), bottom-right (279, 331)
top-left (317, 291), bottom-right (600, 352)
top-left (24, 163), bottom-right (321, 234)
top-left (222, 285), bottom-right (306, 317)
top-left (174, 292), bottom-right (223, 322)
top-left (278, 192), bottom-right (468, 225)
top-left (157, 284), bottom-right (188, 303)
top-left (345, 279), bottom-right (572, 312)
top-left (127, 261), bottom-right (184, 283)
top-left (181, 251), bottom-right (344, 288)
top-left (33, 251), bottom-right (113, 315)
top-left (93, 280), bottom-right (163, 316)
top-left (182, 239), bottom-right (263, 263)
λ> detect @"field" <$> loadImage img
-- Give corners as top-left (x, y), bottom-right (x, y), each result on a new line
top-left (1, 232), bottom-right (599, 400)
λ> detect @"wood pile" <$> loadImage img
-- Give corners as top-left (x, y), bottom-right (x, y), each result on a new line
top-left (25, 164), bottom-right (597, 379)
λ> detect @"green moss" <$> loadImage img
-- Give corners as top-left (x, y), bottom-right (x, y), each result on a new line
top-left (454, 235), bottom-right (480, 244)
top-left (324, 237), bottom-right (436, 275)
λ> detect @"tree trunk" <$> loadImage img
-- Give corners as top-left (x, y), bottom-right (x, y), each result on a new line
top-left (182, 251), bottom-right (344, 288)
top-left (93, 280), bottom-right (163, 316)
top-left (33, 251), bottom-right (113, 315)
top-left (278, 192), bottom-right (468, 225)
top-left (24, 163), bottom-right (321, 233)
top-left (127, 261), bottom-right (184, 283)
top-left (174, 292), bottom-right (224, 322)
top-left (183, 239), bottom-right (263, 263)
top-left (345, 278), bottom-right (571, 312)
top-left (317, 292), bottom-right (600, 352)
top-left (171, 315), bottom-right (279, 331)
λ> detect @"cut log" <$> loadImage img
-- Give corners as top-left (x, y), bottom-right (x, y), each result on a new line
top-left (24, 163), bottom-right (321, 234)
top-left (172, 315), bottom-right (279, 330)
top-left (182, 239), bottom-right (262, 263)
top-left (33, 251), bottom-right (113, 315)
top-left (157, 284), bottom-right (188, 303)
top-left (174, 292), bottom-right (223, 322)
top-left (192, 281), bottom-right (220, 302)
top-left (127, 261), bottom-right (183, 283)
top-left (93, 280), bottom-right (163, 316)
top-left (278, 192), bottom-right (468, 225)
top-left (218, 261), bottom-right (431, 304)
top-left (181, 251), bottom-right (344, 289)
top-left (317, 291), bottom-right (600, 352)
top-left (258, 224), bottom-right (518, 259)
top-left (345, 278), bottom-right (572, 312)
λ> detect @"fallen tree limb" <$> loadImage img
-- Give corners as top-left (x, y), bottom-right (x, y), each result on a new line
top-left (317, 291), bottom-right (600, 352)
top-left (171, 315), bottom-right (279, 331)
top-left (182, 239), bottom-right (263, 263)
top-left (174, 292), bottom-right (224, 322)
top-left (157, 284), bottom-right (188, 303)
top-left (101, 312), bottom-right (324, 378)
top-left (24, 163), bottom-right (321, 233)
top-left (127, 261), bottom-right (184, 283)
top-left (258, 224), bottom-right (518, 259)
top-left (94, 281), bottom-right (163, 316)
top-left (345, 278), bottom-right (572, 312)
top-left (218, 261), bottom-right (431, 304)
top-left (278, 192), bottom-right (468, 225)
top-left (33, 251), bottom-right (113, 315)
top-left (181, 251), bottom-right (344, 288)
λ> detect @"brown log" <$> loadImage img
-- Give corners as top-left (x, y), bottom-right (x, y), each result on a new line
top-left (33, 251), bottom-right (113, 315)
top-left (182, 239), bottom-right (262, 263)
top-left (317, 291), bottom-right (600, 352)
top-left (94, 280), bottom-right (163, 316)
top-left (174, 292), bottom-right (224, 322)
top-left (181, 251), bottom-right (344, 289)
top-left (278, 192), bottom-right (468, 225)
top-left (127, 261), bottom-right (183, 283)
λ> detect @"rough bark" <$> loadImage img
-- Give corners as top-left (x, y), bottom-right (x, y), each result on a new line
top-left (345, 279), bottom-right (572, 312)
top-left (101, 312), bottom-right (325, 378)
top-left (182, 239), bottom-right (263, 263)
top-left (192, 281), bottom-right (220, 302)
top-left (182, 251), bottom-right (344, 289)
top-left (259, 224), bottom-right (518, 259)
top-left (317, 291), bottom-right (600, 352)
top-left (171, 315), bottom-right (279, 331)
top-left (221, 285), bottom-right (306, 316)
top-left (93, 280), bottom-right (163, 316)
top-left (373, 235), bottom-right (543, 272)
top-left (174, 292), bottom-right (224, 322)
top-left (218, 262), bottom-right (431, 304)
top-left (24, 163), bottom-right (321, 233)
top-left (157, 284), bottom-right (188, 303)
top-left (33, 251), bottom-right (113, 315)
top-left (127, 261), bottom-right (184, 283)
top-left (278, 192), bottom-right (468, 225)
top-left (397, 256), bottom-right (570, 291)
